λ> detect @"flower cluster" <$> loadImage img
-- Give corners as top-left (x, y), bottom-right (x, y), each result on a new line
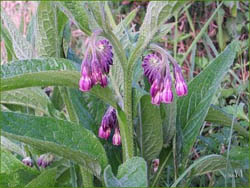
top-left (79, 33), bottom-right (113, 92)
top-left (142, 52), bottom-right (187, 105)
top-left (98, 106), bottom-right (121, 146)
top-left (22, 157), bottom-right (33, 167)
top-left (37, 153), bottom-right (54, 168)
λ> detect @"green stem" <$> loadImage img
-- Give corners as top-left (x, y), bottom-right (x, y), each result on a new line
top-left (80, 166), bottom-right (94, 188)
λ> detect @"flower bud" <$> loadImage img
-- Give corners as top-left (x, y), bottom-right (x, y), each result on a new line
top-left (37, 154), bottom-right (54, 168)
top-left (112, 128), bottom-right (121, 146)
top-left (22, 157), bottom-right (33, 167)
top-left (98, 126), bottom-right (111, 140)
top-left (161, 75), bottom-right (173, 103)
top-left (153, 159), bottom-right (159, 172)
top-left (174, 65), bottom-right (188, 96)
top-left (79, 76), bottom-right (92, 92)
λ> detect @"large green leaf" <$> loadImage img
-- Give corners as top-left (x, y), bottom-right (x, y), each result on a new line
top-left (177, 40), bottom-right (239, 162)
top-left (0, 112), bottom-right (108, 178)
top-left (1, 88), bottom-right (55, 116)
top-left (161, 100), bottom-right (176, 147)
top-left (36, 2), bottom-right (60, 57)
top-left (0, 58), bottom-right (117, 108)
top-left (1, 9), bottom-right (32, 59)
top-left (0, 149), bottom-right (39, 187)
top-left (25, 168), bottom-right (57, 187)
top-left (137, 95), bottom-right (163, 161)
top-left (57, 1), bottom-right (91, 35)
top-left (104, 157), bottom-right (147, 187)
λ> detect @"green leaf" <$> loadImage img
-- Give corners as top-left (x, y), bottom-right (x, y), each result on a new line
top-left (161, 99), bottom-right (176, 147)
top-left (1, 9), bottom-right (32, 59)
top-left (177, 40), bottom-right (239, 163)
top-left (171, 155), bottom-right (228, 187)
top-left (57, 1), bottom-right (91, 35)
top-left (0, 149), bottom-right (39, 187)
top-left (205, 105), bottom-right (249, 138)
top-left (25, 168), bottom-right (57, 187)
top-left (104, 157), bottom-right (147, 187)
top-left (0, 58), bottom-right (117, 108)
top-left (1, 88), bottom-right (55, 116)
top-left (1, 112), bottom-right (108, 178)
top-left (36, 2), bottom-right (67, 57)
top-left (137, 95), bottom-right (163, 161)
top-left (1, 24), bottom-right (17, 61)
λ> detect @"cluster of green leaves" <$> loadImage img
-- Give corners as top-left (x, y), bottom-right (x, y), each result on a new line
top-left (1, 1), bottom-right (248, 187)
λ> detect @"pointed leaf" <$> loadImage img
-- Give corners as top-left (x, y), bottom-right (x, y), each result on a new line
top-left (1, 9), bottom-right (32, 59)
top-left (137, 95), bottom-right (163, 161)
top-left (177, 41), bottom-right (239, 161)
top-left (104, 157), bottom-right (147, 187)
top-left (25, 168), bottom-right (57, 187)
top-left (1, 112), bottom-right (108, 178)
top-left (0, 149), bottom-right (39, 187)
top-left (0, 58), bottom-right (117, 108)
top-left (57, 1), bottom-right (91, 35)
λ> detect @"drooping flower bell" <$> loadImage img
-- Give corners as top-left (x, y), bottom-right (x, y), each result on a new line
top-left (112, 128), bottom-right (121, 146)
top-left (142, 45), bottom-right (188, 105)
top-left (79, 31), bottom-right (113, 92)
top-left (173, 64), bottom-right (188, 96)
top-left (37, 153), bottom-right (54, 168)
top-left (98, 106), bottom-right (121, 146)
top-left (22, 157), bottom-right (33, 167)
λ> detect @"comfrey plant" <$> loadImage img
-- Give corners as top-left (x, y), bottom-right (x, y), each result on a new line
top-left (1, 1), bottom-right (244, 188)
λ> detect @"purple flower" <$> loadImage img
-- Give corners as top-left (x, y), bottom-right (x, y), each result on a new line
top-left (79, 33), bottom-right (113, 92)
top-left (174, 64), bottom-right (188, 96)
top-left (22, 157), bottom-right (33, 167)
top-left (98, 126), bottom-right (111, 140)
top-left (37, 154), bottom-right (54, 168)
top-left (142, 50), bottom-right (188, 105)
top-left (112, 128), bottom-right (121, 146)
top-left (161, 75), bottom-right (173, 103)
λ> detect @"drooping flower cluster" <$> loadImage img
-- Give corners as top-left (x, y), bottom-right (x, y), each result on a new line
top-left (22, 157), bottom-right (33, 167)
top-left (79, 32), bottom-right (113, 92)
top-left (37, 153), bottom-right (54, 168)
top-left (98, 106), bottom-right (121, 146)
top-left (142, 52), bottom-right (188, 105)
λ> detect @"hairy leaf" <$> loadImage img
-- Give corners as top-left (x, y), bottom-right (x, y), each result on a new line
top-left (0, 149), bottom-right (39, 187)
top-left (1, 112), bottom-right (108, 178)
top-left (104, 157), bottom-right (147, 187)
top-left (0, 58), bottom-right (117, 108)
top-left (177, 41), bottom-right (239, 163)
top-left (1, 88), bottom-right (54, 116)
top-left (25, 168), bottom-right (57, 187)
top-left (1, 9), bottom-right (33, 59)
top-left (57, 1), bottom-right (91, 35)
top-left (137, 95), bottom-right (163, 161)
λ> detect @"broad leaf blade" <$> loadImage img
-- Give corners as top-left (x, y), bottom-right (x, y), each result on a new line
top-left (161, 99), bottom-right (176, 147)
top-left (57, 1), bottom-right (91, 35)
top-left (36, 2), bottom-right (60, 57)
top-left (0, 149), bottom-right (39, 187)
top-left (0, 58), bottom-right (117, 108)
top-left (1, 9), bottom-right (32, 59)
top-left (0, 112), bottom-right (108, 178)
top-left (1, 88), bottom-right (55, 116)
top-left (25, 168), bottom-right (57, 187)
top-left (137, 95), bottom-right (163, 161)
top-left (177, 40), bottom-right (239, 162)
top-left (104, 157), bottom-right (147, 187)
